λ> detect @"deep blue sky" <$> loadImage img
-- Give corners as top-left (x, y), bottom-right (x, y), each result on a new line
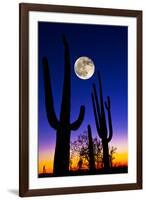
top-left (38, 22), bottom-right (128, 153)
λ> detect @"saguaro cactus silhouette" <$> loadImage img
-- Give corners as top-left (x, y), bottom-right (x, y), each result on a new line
top-left (91, 71), bottom-right (113, 171)
top-left (42, 35), bottom-right (85, 176)
top-left (87, 124), bottom-right (95, 172)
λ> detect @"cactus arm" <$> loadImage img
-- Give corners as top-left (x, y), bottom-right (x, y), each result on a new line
top-left (105, 96), bottom-right (113, 142)
top-left (70, 105), bottom-right (85, 130)
top-left (42, 57), bottom-right (59, 129)
top-left (91, 93), bottom-right (102, 138)
top-left (97, 71), bottom-right (106, 119)
top-left (92, 83), bottom-right (101, 119)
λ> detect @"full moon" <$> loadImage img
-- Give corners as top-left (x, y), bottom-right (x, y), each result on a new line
top-left (74, 56), bottom-right (95, 80)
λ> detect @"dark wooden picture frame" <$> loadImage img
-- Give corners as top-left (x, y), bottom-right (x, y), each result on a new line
top-left (19, 3), bottom-right (142, 197)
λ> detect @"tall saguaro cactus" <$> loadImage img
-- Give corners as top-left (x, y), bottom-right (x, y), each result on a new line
top-left (42, 35), bottom-right (85, 176)
top-left (91, 71), bottom-right (113, 171)
top-left (87, 125), bottom-right (95, 172)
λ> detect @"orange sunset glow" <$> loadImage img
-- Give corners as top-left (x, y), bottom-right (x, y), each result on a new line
top-left (38, 137), bottom-right (128, 175)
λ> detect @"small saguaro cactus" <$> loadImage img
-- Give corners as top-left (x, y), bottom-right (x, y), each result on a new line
top-left (87, 124), bottom-right (95, 172)
top-left (91, 71), bottom-right (113, 171)
top-left (42, 35), bottom-right (85, 176)
top-left (43, 165), bottom-right (46, 174)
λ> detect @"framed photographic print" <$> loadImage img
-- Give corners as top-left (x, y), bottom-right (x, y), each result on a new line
top-left (19, 3), bottom-right (142, 197)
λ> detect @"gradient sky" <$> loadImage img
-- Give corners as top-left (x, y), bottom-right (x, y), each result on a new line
top-left (38, 22), bottom-right (128, 174)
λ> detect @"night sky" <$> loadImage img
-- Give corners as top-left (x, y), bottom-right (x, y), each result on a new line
top-left (38, 22), bottom-right (128, 173)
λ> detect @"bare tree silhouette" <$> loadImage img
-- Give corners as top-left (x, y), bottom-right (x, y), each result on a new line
top-left (109, 146), bottom-right (117, 168)
top-left (70, 131), bottom-right (102, 171)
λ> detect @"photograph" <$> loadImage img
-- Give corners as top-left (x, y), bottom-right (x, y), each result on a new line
top-left (38, 22), bottom-right (128, 178)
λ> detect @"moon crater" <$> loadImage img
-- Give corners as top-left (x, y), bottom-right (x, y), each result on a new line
top-left (74, 56), bottom-right (95, 80)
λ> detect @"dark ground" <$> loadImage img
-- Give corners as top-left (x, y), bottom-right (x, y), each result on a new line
top-left (39, 166), bottom-right (128, 178)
